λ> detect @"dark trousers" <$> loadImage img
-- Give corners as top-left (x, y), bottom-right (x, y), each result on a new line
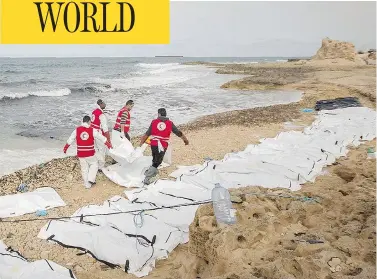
top-left (124, 132), bottom-right (130, 141)
top-left (151, 145), bottom-right (165, 168)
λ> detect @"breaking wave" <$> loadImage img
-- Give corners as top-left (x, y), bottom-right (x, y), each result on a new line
top-left (75, 83), bottom-right (116, 93)
top-left (0, 88), bottom-right (71, 101)
top-left (136, 63), bottom-right (181, 68)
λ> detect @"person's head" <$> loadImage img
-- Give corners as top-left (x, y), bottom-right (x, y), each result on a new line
top-left (97, 99), bottom-right (106, 110)
top-left (158, 108), bottom-right (167, 117)
top-left (126, 100), bottom-right (134, 111)
top-left (83, 115), bottom-right (91, 125)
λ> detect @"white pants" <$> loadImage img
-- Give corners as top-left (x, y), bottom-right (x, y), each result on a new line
top-left (79, 156), bottom-right (98, 188)
top-left (95, 140), bottom-right (107, 170)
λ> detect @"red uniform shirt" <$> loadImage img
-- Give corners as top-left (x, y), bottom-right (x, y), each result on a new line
top-left (150, 119), bottom-right (173, 149)
top-left (76, 126), bottom-right (95, 158)
top-left (113, 107), bottom-right (131, 133)
top-left (91, 108), bottom-right (103, 130)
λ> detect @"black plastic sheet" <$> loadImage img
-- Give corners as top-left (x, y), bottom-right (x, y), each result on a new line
top-left (315, 97), bottom-right (362, 111)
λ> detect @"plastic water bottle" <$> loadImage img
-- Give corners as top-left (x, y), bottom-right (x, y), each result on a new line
top-left (367, 147), bottom-right (376, 159)
top-left (211, 183), bottom-right (236, 225)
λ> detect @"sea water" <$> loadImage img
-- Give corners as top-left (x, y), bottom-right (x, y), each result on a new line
top-left (0, 57), bottom-right (302, 176)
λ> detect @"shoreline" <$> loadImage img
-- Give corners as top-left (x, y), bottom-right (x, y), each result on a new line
top-left (0, 100), bottom-right (303, 193)
top-left (1, 59), bottom-right (375, 187)
top-left (0, 62), bottom-right (301, 179)
top-left (0, 58), bottom-right (376, 279)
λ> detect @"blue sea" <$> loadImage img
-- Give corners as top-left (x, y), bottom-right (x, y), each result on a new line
top-left (0, 57), bottom-right (302, 176)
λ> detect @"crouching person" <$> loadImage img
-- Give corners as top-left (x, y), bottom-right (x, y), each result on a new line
top-left (140, 108), bottom-right (189, 185)
top-left (63, 115), bottom-right (112, 189)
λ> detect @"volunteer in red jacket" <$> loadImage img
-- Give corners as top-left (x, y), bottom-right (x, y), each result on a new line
top-left (63, 115), bottom-right (112, 189)
top-left (140, 108), bottom-right (189, 185)
top-left (91, 99), bottom-right (110, 171)
top-left (112, 100), bottom-right (134, 147)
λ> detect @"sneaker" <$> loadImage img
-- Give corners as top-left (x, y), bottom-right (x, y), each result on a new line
top-left (89, 181), bottom-right (96, 187)
top-left (84, 183), bottom-right (92, 189)
top-left (143, 176), bottom-right (158, 185)
top-left (143, 177), bottom-right (151, 185)
top-left (149, 174), bottom-right (159, 184)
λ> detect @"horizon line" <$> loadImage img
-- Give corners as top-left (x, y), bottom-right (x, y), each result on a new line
top-left (0, 55), bottom-right (311, 59)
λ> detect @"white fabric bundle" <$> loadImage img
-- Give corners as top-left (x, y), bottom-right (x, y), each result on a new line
top-left (0, 240), bottom-right (76, 279)
top-left (105, 138), bottom-right (170, 188)
top-left (0, 187), bottom-right (66, 218)
top-left (176, 107), bottom-right (376, 191)
top-left (38, 195), bottom-right (190, 277)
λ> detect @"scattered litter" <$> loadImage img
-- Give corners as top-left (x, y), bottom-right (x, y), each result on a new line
top-left (367, 147), bottom-right (376, 159)
top-left (315, 97), bottom-right (361, 111)
top-left (36, 210), bottom-right (48, 217)
top-left (212, 183), bottom-right (237, 225)
top-left (307, 239), bottom-right (324, 244)
top-left (16, 183), bottom-right (28, 193)
top-left (302, 108), bottom-right (314, 112)
top-left (298, 239), bottom-right (324, 244)
top-left (328, 257), bottom-right (342, 273)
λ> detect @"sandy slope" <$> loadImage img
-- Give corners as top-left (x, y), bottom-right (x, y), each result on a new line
top-left (0, 59), bottom-right (375, 279)
top-left (173, 140), bottom-right (376, 279)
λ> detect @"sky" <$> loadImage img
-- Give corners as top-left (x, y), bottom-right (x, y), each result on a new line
top-left (0, 1), bottom-right (375, 57)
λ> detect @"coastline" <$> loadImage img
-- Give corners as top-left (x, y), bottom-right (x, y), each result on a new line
top-left (0, 58), bottom-right (375, 279)
top-left (1, 59), bottom-right (375, 191)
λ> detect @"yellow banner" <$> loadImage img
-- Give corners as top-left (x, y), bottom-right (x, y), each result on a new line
top-left (1, 0), bottom-right (170, 44)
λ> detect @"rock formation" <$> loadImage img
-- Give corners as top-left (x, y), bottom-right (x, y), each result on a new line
top-left (368, 49), bottom-right (376, 60)
top-left (312, 38), bottom-right (357, 61)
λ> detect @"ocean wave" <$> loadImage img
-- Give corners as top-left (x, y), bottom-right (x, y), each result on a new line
top-left (0, 88), bottom-right (71, 101)
top-left (91, 63), bottom-right (203, 89)
top-left (0, 147), bottom-right (67, 177)
top-left (135, 62), bottom-right (192, 75)
top-left (276, 59), bottom-right (288, 62)
top-left (136, 62), bottom-right (180, 69)
top-left (94, 73), bottom-right (201, 90)
top-left (75, 83), bottom-right (116, 93)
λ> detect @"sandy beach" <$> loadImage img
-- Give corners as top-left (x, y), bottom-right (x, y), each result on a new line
top-left (0, 40), bottom-right (376, 279)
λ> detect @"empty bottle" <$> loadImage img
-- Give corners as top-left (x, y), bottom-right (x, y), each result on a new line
top-left (367, 147), bottom-right (376, 159)
top-left (211, 183), bottom-right (236, 225)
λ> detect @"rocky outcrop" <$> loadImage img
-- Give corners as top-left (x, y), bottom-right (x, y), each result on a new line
top-left (218, 66), bottom-right (315, 90)
top-left (312, 38), bottom-right (357, 61)
top-left (368, 50), bottom-right (376, 60)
